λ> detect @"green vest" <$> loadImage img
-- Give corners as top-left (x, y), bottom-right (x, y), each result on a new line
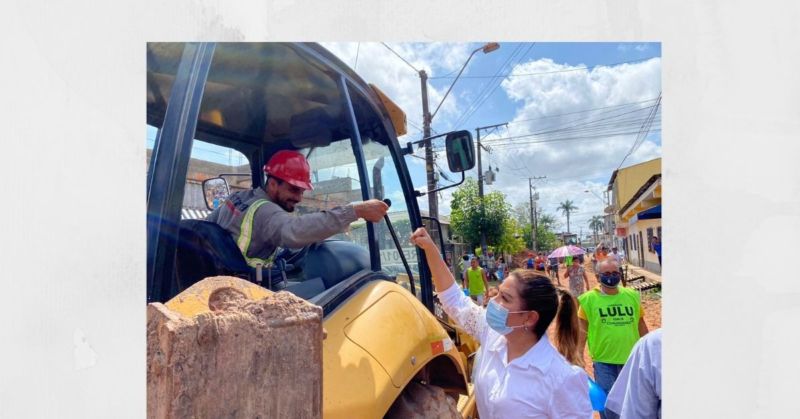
top-left (466, 267), bottom-right (485, 296)
top-left (578, 287), bottom-right (642, 364)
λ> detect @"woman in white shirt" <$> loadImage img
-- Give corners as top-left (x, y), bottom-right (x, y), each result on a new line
top-left (410, 228), bottom-right (592, 418)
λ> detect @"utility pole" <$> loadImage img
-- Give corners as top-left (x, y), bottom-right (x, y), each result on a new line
top-left (527, 176), bottom-right (545, 251)
top-left (416, 43), bottom-right (499, 243)
top-left (476, 122), bottom-right (507, 262)
top-left (529, 179), bottom-right (534, 251)
top-left (605, 189), bottom-right (613, 248)
top-left (419, 69), bottom-right (439, 240)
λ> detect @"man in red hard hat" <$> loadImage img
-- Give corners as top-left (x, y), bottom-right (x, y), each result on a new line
top-left (207, 150), bottom-right (388, 268)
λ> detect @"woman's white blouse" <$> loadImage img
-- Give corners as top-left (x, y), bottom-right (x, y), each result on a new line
top-left (438, 282), bottom-right (592, 419)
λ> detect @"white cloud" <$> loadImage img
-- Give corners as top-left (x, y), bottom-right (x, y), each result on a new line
top-left (318, 44), bottom-right (661, 230)
top-left (469, 57), bottom-right (661, 225)
top-left (322, 42), bottom-right (476, 143)
top-left (618, 43), bottom-right (651, 53)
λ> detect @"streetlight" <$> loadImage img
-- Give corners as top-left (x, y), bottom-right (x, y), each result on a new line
top-left (420, 42), bottom-right (500, 224)
top-left (584, 189), bottom-right (605, 204)
top-left (429, 42), bottom-right (500, 121)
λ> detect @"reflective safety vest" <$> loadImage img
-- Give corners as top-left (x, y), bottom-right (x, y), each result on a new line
top-left (236, 199), bottom-right (277, 268)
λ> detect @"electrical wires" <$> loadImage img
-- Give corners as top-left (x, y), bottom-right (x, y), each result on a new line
top-left (381, 42), bottom-right (420, 73)
top-left (615, 92), bottom-right (662, 170)
top-left (449, 43), bottom-right (536, 130)
top-left (429, 56), bottom-right (660, 79)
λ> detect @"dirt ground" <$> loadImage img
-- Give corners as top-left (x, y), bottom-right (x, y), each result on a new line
top-left (575, 262), bottom-right (662, 375)
top-left (504, 253), bottom-right (661, 416)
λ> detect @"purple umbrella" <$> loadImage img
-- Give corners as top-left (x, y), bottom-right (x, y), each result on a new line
top-left (547, 245), bottom-right (586, 259)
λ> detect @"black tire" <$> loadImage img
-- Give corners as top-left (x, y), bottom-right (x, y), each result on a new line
top-left (384, 382), bottom-right (460, 419)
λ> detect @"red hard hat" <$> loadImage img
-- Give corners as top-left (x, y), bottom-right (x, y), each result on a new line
top-left (263, 150), bottom-right (314, 190)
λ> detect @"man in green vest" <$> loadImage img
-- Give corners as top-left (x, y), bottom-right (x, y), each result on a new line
top-left (578, 259), bottom-right (649, 419)
top-left (208, 150), bottom-right (388, 269)
top-left (461, 257), bottom-right (489, 305)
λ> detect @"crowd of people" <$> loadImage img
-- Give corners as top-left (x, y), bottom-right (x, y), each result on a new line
top-left (440, 239), bottom-right (661, 418)
top-left (207, 150), bottom-right (661, 418)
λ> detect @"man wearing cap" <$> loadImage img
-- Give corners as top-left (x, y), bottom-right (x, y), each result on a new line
top-left (207, 150), bottom-right (388, 268)
top-left (577, 259), bottom-right (649, 419)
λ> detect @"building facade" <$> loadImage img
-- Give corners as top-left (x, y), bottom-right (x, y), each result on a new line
top-left (607, 158), bottom-right (662, 273)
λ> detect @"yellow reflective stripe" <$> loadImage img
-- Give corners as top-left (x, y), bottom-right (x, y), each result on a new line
top-left (237, 199), bottom-right (271, 267)
top-left (244, 255), bottom-right (273, 268)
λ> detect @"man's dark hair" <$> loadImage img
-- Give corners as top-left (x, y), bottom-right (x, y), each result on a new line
top-left (267, 175), bottom-right (285, 186)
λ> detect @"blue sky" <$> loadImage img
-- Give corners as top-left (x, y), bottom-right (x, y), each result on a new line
top-left (424, 42), bottom-right (661, 138)
top-left (149, 42), bottom-right (661, 238)
top-left (323, 42), bottom-right (661, 235)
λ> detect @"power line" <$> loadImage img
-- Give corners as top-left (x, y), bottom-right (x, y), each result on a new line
top-left (506, 97), bottom-right (660, 125)
top-left (615, 92), bottom-right (662, 171)
top-left (445, 44), bottom-right (524, 131)
top-left (354, 42), bottom-right (361, 71)
top-left (451, 43), bottom-right (535, 130)
top-left (489, 128), bottom-right (662, 148)
top-left (481, 109), bottom-right (661, 146)
top-left (486, 105), bottom-right (660, 143)
top-left (434, 128), bottom-right (662, 153)
top-left (381, 42), bottom-right (420, 73)
top-left (429, 56), bottom-right (660, 79)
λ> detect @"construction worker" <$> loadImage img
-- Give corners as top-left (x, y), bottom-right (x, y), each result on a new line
top-left (207, 150), bottom-right (388, 268)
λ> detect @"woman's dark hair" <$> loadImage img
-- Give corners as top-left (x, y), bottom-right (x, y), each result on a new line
top-left (509, 269), bottom-right (583, 366)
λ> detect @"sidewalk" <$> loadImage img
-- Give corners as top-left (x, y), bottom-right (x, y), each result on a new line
top-left (624, 263), bottom-right (662, 283)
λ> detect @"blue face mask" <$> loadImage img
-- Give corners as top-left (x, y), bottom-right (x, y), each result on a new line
top-left (485, 298), bottom-right (529, 335)
top-left (599, 271), bottom-right (621, 287)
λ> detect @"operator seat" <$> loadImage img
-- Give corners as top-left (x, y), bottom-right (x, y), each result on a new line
top-left (174, 219), bottom-right (252, 293)
top-left (174, 219), bottom-right (328, 300)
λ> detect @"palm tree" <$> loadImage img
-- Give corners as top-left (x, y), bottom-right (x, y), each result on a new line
top-left (558, 200), bottom-right (578, 233)
top-left (588, 215), bottom-right (604, 245)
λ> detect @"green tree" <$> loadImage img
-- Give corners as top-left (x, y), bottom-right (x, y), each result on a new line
top-left (495, 217), bottom-right (526, 255)
top-left (517, 211), bottom-right (560, 252)
top-left (537, 212), bottom-right (560, 251)
top-left (450, 178), bottom-right (510, 250)
top-left (588, 216), bottom-right (604, 244)
top-left (513, 201), bottom-right (533, 226)
top-left (537, 213), bottom-right (559, 231)
top-left (557, 200), bottom-right (578, 233)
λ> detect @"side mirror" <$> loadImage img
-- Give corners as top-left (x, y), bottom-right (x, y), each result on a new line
top-left (202, 177), bottom-right (231, 211)
top-left (445, 130), bottom-right (475, 172)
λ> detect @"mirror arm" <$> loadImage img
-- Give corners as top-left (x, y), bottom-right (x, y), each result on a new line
top-left (415, 170), bottom-right (465, 197)
top-left (403, 132), bottom-right (451, 156)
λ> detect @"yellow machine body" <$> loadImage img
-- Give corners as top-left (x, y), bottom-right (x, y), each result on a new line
top-left (164, 277), bottom-right (471, 418)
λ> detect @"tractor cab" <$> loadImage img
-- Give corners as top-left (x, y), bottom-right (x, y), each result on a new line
top-left (147, 42), bottom-right (475, 311)
top-left (147, 42), bottom-right (479, 418)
